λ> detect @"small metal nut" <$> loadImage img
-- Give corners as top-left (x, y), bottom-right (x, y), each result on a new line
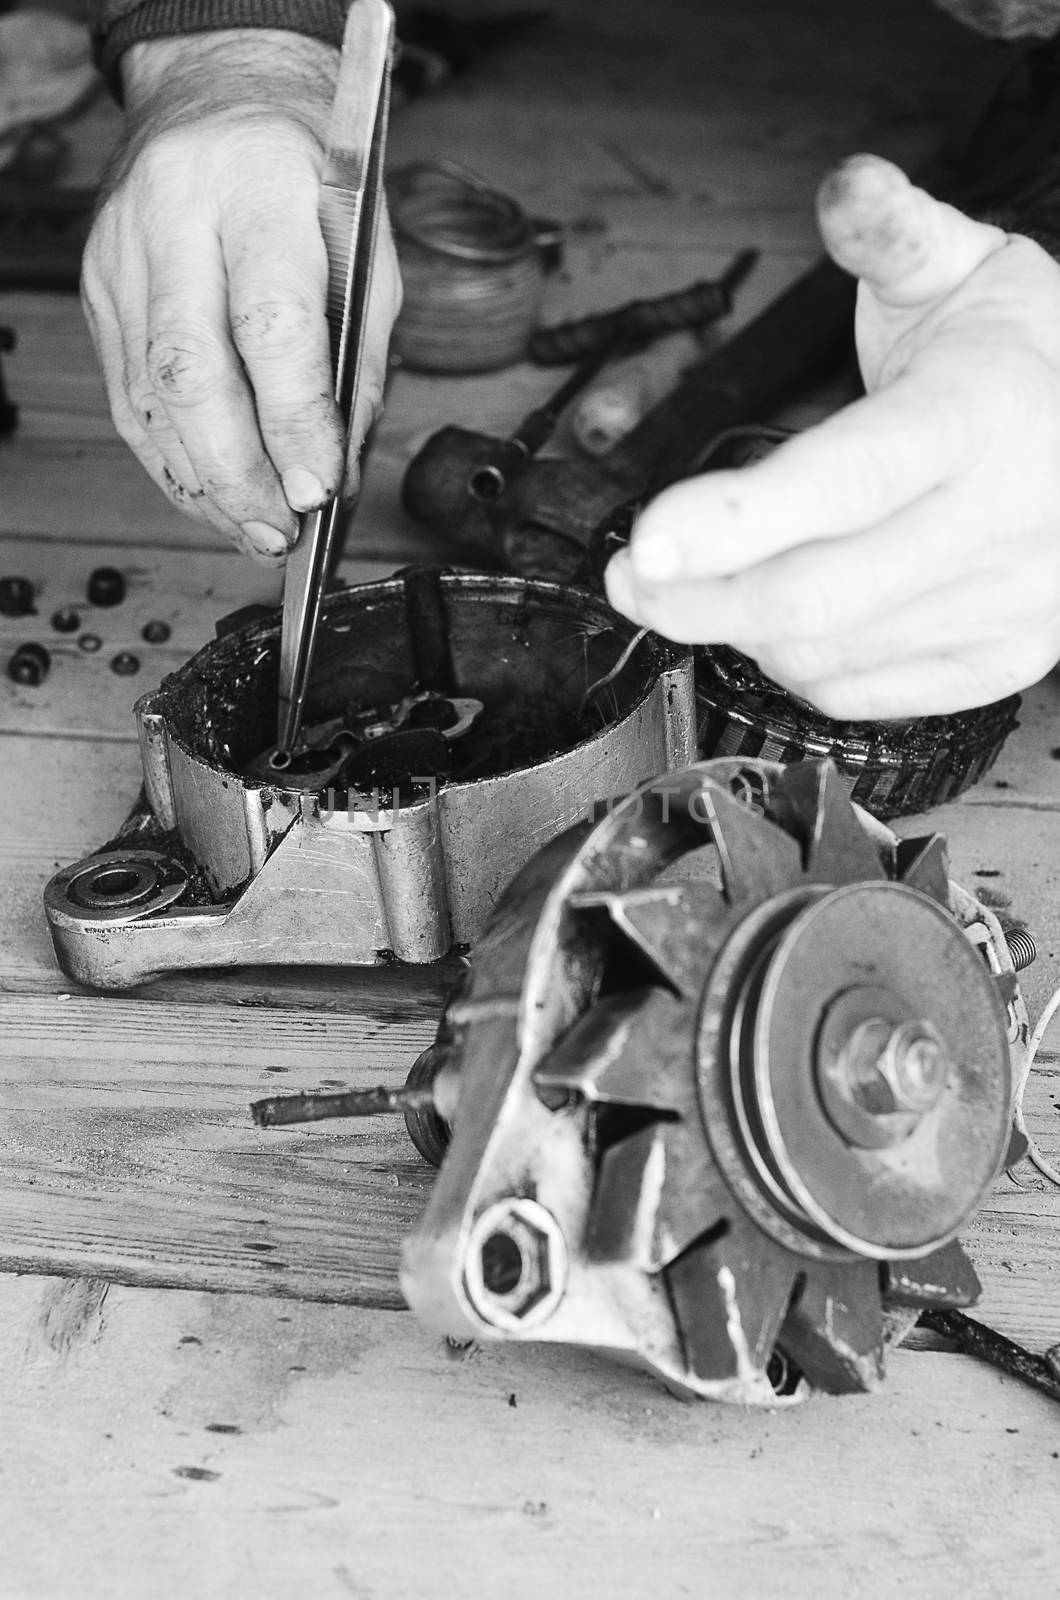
top-left (110, 651), bottom-right (140, 676)
top-left (6, 641), bottom-right (50, 685)
top-left (78, 633), bottom-right (102, 654)
top-left (0, 576), bottom-right (35, 617)
top-left (51, 607), bottom-right (80, 633)
top-left (87, 566), bottom-right (126, 607)
top-left (463, 1198), bottom-right (568, 1332)
top-left (141, 619), bottom-right (171, 645)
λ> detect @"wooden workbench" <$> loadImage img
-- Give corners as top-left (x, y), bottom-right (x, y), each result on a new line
top-left (1, 3), bottom-right (1058, 1595)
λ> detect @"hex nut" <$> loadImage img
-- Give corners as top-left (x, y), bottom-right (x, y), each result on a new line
top-left (463, 1197), bottom-right (568, 1332)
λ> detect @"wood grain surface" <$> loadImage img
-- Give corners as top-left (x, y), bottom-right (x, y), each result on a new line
top-left (1, 1), bottom-right (1059, 1595)
top-left (4, 1272), bottom-right (1058, 1600)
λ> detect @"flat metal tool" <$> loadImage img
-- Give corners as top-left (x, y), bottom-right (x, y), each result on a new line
top-left (275, 0), bottom-right (395, 763)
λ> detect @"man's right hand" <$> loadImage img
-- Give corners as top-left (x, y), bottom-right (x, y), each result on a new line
top-left (81, 29), bottom-right (401, 566)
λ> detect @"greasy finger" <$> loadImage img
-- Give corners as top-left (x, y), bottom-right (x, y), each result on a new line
top-left (816, 154), bottom-right (1006, 310)
top-left (104, 379), bottom-right (274, 561)
top-left (798, 640), bottom-right (1055, 721)
top-left (144, 227), bottom-right (297, 557)
top-left (83, 272), bottom-right (215, 523)
top-left (608, 478), bottom-right (991, 647)
top-left (86, 280), bottom-right (277, 558)
top-left (224, 195), bottom-right (345, 516)
top-left (626, 376), bottom-right (974, 585)
top-left (750, 565), bottom-right (1044, 689)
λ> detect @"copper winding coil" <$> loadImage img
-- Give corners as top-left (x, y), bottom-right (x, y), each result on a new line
top-left (389, 161), bottom-right (546, 372)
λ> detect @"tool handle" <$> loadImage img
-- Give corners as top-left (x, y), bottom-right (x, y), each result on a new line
top-left (511, 342), bottom-right (616, 457)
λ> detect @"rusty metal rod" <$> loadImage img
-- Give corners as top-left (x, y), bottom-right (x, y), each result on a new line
top-left (918, 1308), bottom-right (1060, 1405)
top-left (529, 248), bottom-right (759, 365)
top-left (251, 1083), bottom-right (437, 1127)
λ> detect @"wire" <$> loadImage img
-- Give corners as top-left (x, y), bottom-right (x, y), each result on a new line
top-left (388, 161), bottom-right (543, 373)
top-left (1008, 975), bottom-right (1060, 1188)
top-left (578, 627), bottom-right (651, 717)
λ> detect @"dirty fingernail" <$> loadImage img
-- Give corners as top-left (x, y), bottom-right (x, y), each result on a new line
top-left (281, 467), bottom-right (327, 512)
top-left (241, 521), bottom-right (290, 558)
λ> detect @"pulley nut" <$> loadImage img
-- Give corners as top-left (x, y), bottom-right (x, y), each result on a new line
top-left (881, 1021), bottom-right (950, 1113)
top-left (816, 990), bottom-right (955, 1151)
top-left (837, 1016), bottom-right (950, 1120)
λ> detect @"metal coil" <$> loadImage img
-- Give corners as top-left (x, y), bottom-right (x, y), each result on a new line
top-left (1003, 927), bottom-right (1037, 971)
top-left (388, 161), bottom-right (545, 372)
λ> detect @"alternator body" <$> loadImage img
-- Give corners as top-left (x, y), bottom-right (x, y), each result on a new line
top-left (44, 570), bottom-right (695, 988)
top-left (401, 759), bottom-right (1026, 1402)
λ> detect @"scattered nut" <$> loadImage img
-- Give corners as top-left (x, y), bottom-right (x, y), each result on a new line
top-left (78, 633), bottom-right (102, 654)
top-left (7, 641), bottom-right (50, 685)
top-left (51, 607), bottom-right (80, 633)
top-left (0, 577), bottom-right (35, 617)
top-left (87, 566), bottom-right (126, 607)
top-left (110, 651), bottom-right (140, 676)
top-left (141, 619), bottom-right (171, 645)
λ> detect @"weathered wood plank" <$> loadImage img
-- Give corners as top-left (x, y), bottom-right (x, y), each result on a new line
top-left (0, 985), bottom-right (439, 1305)
top-left (2, 1271), bottom-right (1057, 1600)
top-left (0, 983), bottom-right (1056, 1336)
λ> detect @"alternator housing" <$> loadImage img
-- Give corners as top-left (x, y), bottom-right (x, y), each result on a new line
top-left (401, 758), bottom-right (1026, 1402)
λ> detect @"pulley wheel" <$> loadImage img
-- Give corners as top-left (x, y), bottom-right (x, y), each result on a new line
top-left (742, 881), bottom-right (1011, 1257)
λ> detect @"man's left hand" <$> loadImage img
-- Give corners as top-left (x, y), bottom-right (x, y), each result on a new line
top-left (604, 154), bottom-right (1060, 719)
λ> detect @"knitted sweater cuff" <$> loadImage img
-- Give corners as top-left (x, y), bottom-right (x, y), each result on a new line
top-left (91, 1), bottom-right (348, 98)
